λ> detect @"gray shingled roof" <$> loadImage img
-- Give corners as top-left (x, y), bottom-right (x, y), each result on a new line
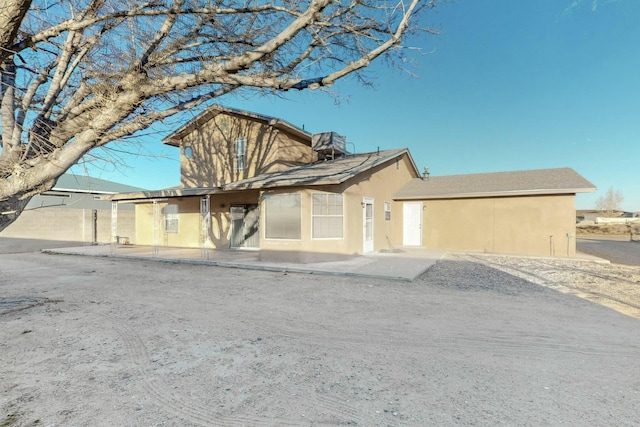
top-left (224, 149), bottom-right (412, 190)
top-left (108, 149), bottom-right (415, 201)
top-left (54, 174), bottom-right (145, 194)
top-left (394, 168), bottom-right (596, 200)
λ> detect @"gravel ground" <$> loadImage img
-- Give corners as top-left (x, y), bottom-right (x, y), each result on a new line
top-left (453, 253), bottom-right (640, 319)
top-left (1, 252), bottom-right (639, 426)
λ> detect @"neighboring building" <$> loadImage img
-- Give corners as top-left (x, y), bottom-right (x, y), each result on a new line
top-left (619, 212), bottom-right (639, 218)
top-left (576, 210), bottom-right (639, 224)
top-left (108, 105), bottom-right (596, 260)
top-left (576, 210), bottom-right (602, 223)
top-left (1, 174), bottom-right (143, 244)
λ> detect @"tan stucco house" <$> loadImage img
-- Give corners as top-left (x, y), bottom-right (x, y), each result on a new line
top-left (108, 105), bottom-right (596, 260)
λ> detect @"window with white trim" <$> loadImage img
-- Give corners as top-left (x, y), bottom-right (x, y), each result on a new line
top-left (235, 137), bottom-right (246, 172)
top-left (312, 193), bottom-right (343, 239)
top-left (163, 204), bottom-right (179, 233)
top-left (384, 201), bottom-right (391, 221)
top-left (264, 194), bottom-right (301, 239)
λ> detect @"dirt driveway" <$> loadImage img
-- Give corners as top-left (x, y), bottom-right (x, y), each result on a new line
top-left (577, 237), bottom-right (640, 266)
top-left (1, 253), bottom-right (639, 426)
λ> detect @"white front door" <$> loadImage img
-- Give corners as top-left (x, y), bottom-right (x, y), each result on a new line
top-left (403, 202), bottom-right (422, 246)
top-left (363, 198), bottom-right (374, 253)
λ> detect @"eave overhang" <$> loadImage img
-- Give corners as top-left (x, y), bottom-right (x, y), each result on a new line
top-left (394, 187), bottom-right (597, 201)
top-left (103, 187), bottom-right (223, 202)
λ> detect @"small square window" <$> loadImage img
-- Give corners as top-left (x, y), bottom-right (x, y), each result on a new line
top-left (163, 204), bottom-right (179, 233)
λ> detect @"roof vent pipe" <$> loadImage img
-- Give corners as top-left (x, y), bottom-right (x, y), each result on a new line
top-left (346, 141), bottom-right (355, 156)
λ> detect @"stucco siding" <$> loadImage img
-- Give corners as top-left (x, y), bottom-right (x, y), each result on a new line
top-left (258, 187), bottom-right (339, 256)
top-left (134, 199), bottom-right (200, 247)
top-left (422, 194), bottom-right (577, 256)
top-left (134, 203), bottom-right (155, 245)
top-left (178, 113), bottom-right (313, 188)
top-left (133, 191), bottom-right (261, 248)
top-left (272, 132), bottom-right (317, 171)
top-left (342, 155), bottom-right (416, 253)
top-left (259, 153), bottom-right (417, 258)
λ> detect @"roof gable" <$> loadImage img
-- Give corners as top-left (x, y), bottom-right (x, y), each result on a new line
top-left (394, 168), bottom-right (596, 200)
top-left (163, 105), bottom-right (311, 146)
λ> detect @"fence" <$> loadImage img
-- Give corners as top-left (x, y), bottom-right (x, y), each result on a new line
top-left (1, 207), bottom-right (135, 244)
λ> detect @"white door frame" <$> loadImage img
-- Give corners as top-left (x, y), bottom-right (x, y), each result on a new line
top-left (403, 202), bottom-right (422, 246)
top-left (363, 197), bottom-right (374, 253)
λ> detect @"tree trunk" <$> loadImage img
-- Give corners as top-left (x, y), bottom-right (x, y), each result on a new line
top-left (0, 0), bottom-right (32, 64)
top-left (0, 195), bottom-right (32, 232)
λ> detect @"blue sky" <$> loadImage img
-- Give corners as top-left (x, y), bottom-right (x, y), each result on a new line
top-left (71, 0), bottom-right (640, 210)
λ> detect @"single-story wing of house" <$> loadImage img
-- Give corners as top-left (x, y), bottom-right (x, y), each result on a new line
top-left (395, 168), bottom-right (596, 257)
top-left (107, 105), bottom-right (596, 260)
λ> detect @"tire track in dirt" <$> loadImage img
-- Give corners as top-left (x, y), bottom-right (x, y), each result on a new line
top-left (430, 332), bottom-right (639, 358)
top-left (247, 316), bottom-right (638, 359)
top-left (301, 393), bottom-right (362, 424)
top-left (101, 313), bottom-right (302, 427)
top-left (249, 317), bottom-right (422, 350)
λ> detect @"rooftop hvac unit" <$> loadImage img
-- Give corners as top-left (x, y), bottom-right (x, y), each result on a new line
top-left (312, 132), bottom-right (347, 159)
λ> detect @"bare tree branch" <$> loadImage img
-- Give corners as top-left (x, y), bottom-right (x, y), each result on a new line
top-left (0, 0), bottom-right (441, 231)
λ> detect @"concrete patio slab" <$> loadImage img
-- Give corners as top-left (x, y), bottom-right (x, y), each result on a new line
top-left (44, 244), bottom-right (447, 281)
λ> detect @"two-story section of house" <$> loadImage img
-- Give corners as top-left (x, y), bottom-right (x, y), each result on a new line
top-left (156, 106), bottom-right (321, 252)
top-left (166, 106), bottom-right (317, 189)
top-left (109, 105), bottom-right (420, 261)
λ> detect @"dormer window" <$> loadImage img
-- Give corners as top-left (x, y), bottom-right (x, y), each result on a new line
top-left (235, 137), bottom-right (246, 172)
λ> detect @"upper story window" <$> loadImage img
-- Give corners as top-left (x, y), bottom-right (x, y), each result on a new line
top-left (183, 145), bottom-right (193, 159)
top-left (235, 137), bottom-right (246, 172)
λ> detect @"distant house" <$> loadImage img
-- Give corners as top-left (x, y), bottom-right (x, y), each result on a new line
top-left (1, 174), bottom-right (143, 245)
top-left (108, 105), bottom-right (596, 259)
top-left (576, 210), bottom-right (602, 223)
top-left (577, 210), bottom-right (639, 224)
top-left (620, 212), bottom-right (639, 218)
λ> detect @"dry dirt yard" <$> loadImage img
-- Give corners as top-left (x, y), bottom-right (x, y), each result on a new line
top-left (1, 252), bottom-right (639, 426)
